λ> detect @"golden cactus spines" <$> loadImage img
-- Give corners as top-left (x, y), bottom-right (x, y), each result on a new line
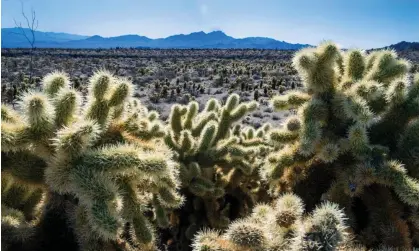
top-left (1, 70), bottom-right (181, 250)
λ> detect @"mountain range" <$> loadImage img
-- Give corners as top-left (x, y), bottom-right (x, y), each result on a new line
top-left (2, 28), bottom-right (310, 49)
top-left (383, 41), bottom-right (419, 51)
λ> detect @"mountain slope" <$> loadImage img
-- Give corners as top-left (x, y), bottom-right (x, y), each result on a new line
top-left (2, 28), bottom-right (310, 49)
top-left (384, 41), bottom-right (419, 51)
top-left (2, 28), bottom-right (88, 47)
top-left (368, 41), bottom-right (419, 62)
top-left (61, 34), bottom-right (153, 48)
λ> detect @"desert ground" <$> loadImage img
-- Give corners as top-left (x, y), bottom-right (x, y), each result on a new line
top-left (1, 48), bottom-right (309, 127)
top-left (3, 48), bottom-right (418, 127)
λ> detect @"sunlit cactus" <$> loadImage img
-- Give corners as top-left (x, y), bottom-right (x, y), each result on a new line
top-left (3, 42), bottom-right (418, 251)
top-left (224, 220), bottom-right (267, 249)
top-left (163, 94), bottom-right (273, 247)
top-left (303, 202), bottom-right (348, 251)
top-left (272, 193), bottom-right (304, 228)
top-left (1, 70), bottom-right (181, 250)
top-left (42, 71), bottom-right (71, 97)
top-left (265, 42), bottom-right (419, 249)
top-left (192, 193), bottom-right (348, 251)
top-left (192, 229), bottom-right (227, 251)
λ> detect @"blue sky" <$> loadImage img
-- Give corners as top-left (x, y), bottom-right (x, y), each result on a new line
top-left (2, 0), bottom-right (418, 48)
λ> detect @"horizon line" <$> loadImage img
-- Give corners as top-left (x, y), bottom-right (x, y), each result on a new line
top-left (3, 26), bottom-right (418, 50)
top-left (1, 26), bottom-right (313, 45)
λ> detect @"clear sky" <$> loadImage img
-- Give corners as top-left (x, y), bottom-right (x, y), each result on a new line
top-left (2, 0), bottom-right (418, 49)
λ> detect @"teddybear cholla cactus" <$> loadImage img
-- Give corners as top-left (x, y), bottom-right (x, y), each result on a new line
top-left (163, 94), bottom-right (272, 247)
top-left (192, 193), bottom-right (348, 251)
top-left (262, 43), bottom-right (419, 248)
top-left (1, 71), bottom-right (183, 250)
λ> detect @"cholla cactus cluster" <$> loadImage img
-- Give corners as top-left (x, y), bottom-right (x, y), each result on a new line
top-left (263, 43), bottom-right (419, 248)
top-left (1, 71), bottom-right (182, 250)
top-left (164, 95), bottom-right (273, 247)
top-left (2, 42), bottom-right (419, 251)
top-left (192, 193), bottom-right (348, 251)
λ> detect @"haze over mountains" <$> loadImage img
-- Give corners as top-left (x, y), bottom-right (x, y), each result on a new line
top-left (2, 28), bottom-right (310, 49)
top-left (3, 28), bottom-right (418, 50)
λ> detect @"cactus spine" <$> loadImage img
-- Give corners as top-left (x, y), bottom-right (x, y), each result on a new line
top-left (1, 70), bottom-right (182, 251)
top-left (192, 193), bottom-right (348, 251)
top-left (164, 94), bottom-right (273, 248)
top-left (264, 42), bottom-right (419, 249)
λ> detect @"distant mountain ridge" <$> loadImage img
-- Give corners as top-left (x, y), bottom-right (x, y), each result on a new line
top-left (2, 28), bottom-right (310, 49)
top-left (2, 28), bottom-right (89, 48)
top-left (383, 41), bottom-right (419, 51)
